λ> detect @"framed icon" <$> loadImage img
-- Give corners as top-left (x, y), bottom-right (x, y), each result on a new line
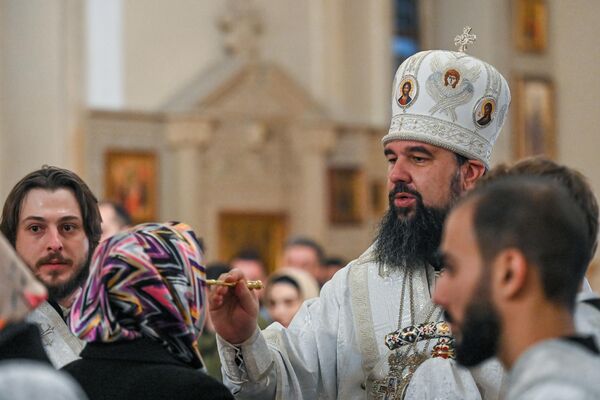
top-left (513, 76), bottom-right (555, 159)
top-left (105, 150), bottom-right (158, 224)
top-left (514, 0), bottom-right (548, 53)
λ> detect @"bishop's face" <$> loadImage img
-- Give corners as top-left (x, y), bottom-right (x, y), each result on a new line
top-left (385, 140), bottom-right (462, 220)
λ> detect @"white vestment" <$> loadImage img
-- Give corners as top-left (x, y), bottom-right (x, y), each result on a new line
top-left (575, 285), bottom-right (600, 346)
top-left (406, 282), bottom-right (600, 400)
top-left (505, 338), bottom-right (600, 399)
top-left (26, 301), bottom-right (85, 368)
top-left (218, 247), bottom-right (485, 399)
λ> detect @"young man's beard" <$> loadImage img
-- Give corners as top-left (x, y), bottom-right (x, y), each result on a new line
top-left (453, 279), bottom-right (501, 367)
top-left (373, 179), bottom-right (460, 270)
top-left (44, 252), bottom-right (91, 302)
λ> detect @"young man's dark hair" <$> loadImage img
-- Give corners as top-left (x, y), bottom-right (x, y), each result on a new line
top-left (0, 165), bottom-right (102, 255)
top-left (324, 257), bottom-right (345, 268)
top-left (469, 176), bottom-right (590, 309)
top-left (231, 248), bottom-right (264, 264)
top-left (479, 156), bottom-right (598, 265)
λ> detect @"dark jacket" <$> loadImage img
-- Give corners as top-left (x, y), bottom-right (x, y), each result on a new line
top-left (0, 322), bottom-right (52, 363)
top-left (62, 337), bottom-right (233, 400)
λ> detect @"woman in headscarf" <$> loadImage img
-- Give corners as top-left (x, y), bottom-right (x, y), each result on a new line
top-left (63, 222), bottom-right (233, 400)
top-left (0, 233), bottom-right (86, 400)
top-left (265, 267), bottom-right (320, 328)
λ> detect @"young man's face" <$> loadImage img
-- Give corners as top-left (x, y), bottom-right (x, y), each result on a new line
top-left (433, 202), bottom-right (501, 366)
top-left (384, 140), bottom-right (464, 219)
top-left (434, 203), bottom-right (483, 336)
top-left (15, 188), bottom-right (90, 301)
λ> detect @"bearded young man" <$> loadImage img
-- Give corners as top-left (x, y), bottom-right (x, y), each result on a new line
top-left (210, 30), bottom-right (511, 399)
top-left (434, 177), bottom-right (600, 399)
top-left (481, 157), bottom-right (600, 346)
top-left (0, 166), bottom-right (102, 368)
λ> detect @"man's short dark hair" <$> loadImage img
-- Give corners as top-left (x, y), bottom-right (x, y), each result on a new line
top-left (480, 156), bottom-right (599, 265)
top-left (100, 201), bottom-right (132, 228)
top-left (232, 248), bottom-right (263, 263)
top-left (464, 176), bottom-right (589, 310)
top-left (455, 153), bottom-right (469, 167)
top-left (324, 257), bottom-right (345, 268)
top-left (285, 236), bottom-right (325, 265)
top-left (0, 166), bottom-right (102, 254)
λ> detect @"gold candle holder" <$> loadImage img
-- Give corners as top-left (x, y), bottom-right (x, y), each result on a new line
top-left (206, 279), bottom-right (264, 290)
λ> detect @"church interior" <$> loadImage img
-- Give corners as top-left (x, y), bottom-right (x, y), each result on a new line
top-left (0, 0), bottom-right (598, 288)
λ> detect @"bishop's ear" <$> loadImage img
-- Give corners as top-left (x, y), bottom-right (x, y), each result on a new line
top-left (461, 159), bottom-right (486, 191)
top-left (492, 248), bottom-right (528, 301)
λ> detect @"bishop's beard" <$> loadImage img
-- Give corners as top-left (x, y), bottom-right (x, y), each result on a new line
top-left (373, 181), bottom-right (459, 270)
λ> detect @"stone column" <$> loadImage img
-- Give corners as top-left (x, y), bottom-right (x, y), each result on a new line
top-left (166, 118), bottom-right (213, 233)
top-left (289, 123), bottom-right (336, 243)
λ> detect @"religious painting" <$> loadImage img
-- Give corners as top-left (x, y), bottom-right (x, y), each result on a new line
top-left (396, 76), bottom-right (418, 108)
top-left (105, 150), bottom-right (158, 224)
top-left (218, 212), bottom-right (287, 274)
top-left (329, 168), bottom-right (366, 224)
top-left (473, 97), bottom-right (497, 128)
top-left (513, 77), bottom-right (555, 159)
top-left (514, 0), bottom-right (548, 53)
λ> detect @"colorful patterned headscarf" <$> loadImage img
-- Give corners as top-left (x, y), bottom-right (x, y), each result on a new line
top-left (0, 233), bottom-right (47, 330)
top-left (70, 222), bottom-right (206, 368)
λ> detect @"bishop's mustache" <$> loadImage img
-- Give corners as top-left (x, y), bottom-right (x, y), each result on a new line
top-left (388, 182), bottom-right (423, 204)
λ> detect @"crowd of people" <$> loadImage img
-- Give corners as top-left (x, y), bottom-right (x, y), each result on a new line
top-left (0, 32), bottom-right (600, 400)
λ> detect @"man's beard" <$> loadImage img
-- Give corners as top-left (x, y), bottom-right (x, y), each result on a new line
top-left (36, 251), bottom-right (91, 302)
top-left (452, 282), bottom-right (502, 367)
top-left (373, 178), bottom-right (460, 270)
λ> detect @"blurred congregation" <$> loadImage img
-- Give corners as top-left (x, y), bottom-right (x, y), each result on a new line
top-left (1, 1), bottom-right (600, 400)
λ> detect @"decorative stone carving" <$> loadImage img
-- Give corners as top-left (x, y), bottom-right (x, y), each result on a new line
top-left (166, 119), bottom-right (215, 150)
top-left (218, 0), bottom-right (263, 60)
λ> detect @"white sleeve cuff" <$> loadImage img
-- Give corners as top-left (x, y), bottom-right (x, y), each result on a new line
top-left (217, 326), bottom-right (274, 382)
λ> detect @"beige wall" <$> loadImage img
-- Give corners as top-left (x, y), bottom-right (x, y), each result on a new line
top-left (552, 0), bottom-right (600, 289)
top-left (0, 0), bottom-right (84, 202)
top-left (122, 0), bottom-right (223, 110)
top-left (120, 0), bottom-right (390, 126)
top-left (122, 0), bottom-right (313, 112)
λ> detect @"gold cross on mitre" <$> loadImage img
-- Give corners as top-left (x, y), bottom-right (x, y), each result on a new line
top-left (454, 26), bottom-right (476, 52)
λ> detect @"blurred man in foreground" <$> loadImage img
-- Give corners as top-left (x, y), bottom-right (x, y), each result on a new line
top-left (434, 177), bottom-right (600, 398)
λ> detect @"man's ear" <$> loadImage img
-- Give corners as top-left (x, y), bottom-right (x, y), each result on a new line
top-left (461, 160), bottom-right (486, 191)
top-left (492, 249), bottom-right (528, 301)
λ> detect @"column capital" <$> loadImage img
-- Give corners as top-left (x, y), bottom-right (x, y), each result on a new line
top-left (166, 119), bottom-right (215, 150)
top-left (290, 123), bottom-right (337, 155)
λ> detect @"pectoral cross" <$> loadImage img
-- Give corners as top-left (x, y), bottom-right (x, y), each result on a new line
top-left (376, 376), bottom-right (399, 400)
top-left (454, 26), bottom-right (477, 53)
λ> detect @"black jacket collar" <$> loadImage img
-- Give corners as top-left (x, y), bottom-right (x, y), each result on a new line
top-left (0, 321), bottom-right (52, 363)
top-left (80, 337), bottom-right (192, 367)
top-left (564, 335), bottom-right (600, 354)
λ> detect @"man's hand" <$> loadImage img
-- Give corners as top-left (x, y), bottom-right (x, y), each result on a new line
top-left (208, 269), bottom-right (259, 344)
